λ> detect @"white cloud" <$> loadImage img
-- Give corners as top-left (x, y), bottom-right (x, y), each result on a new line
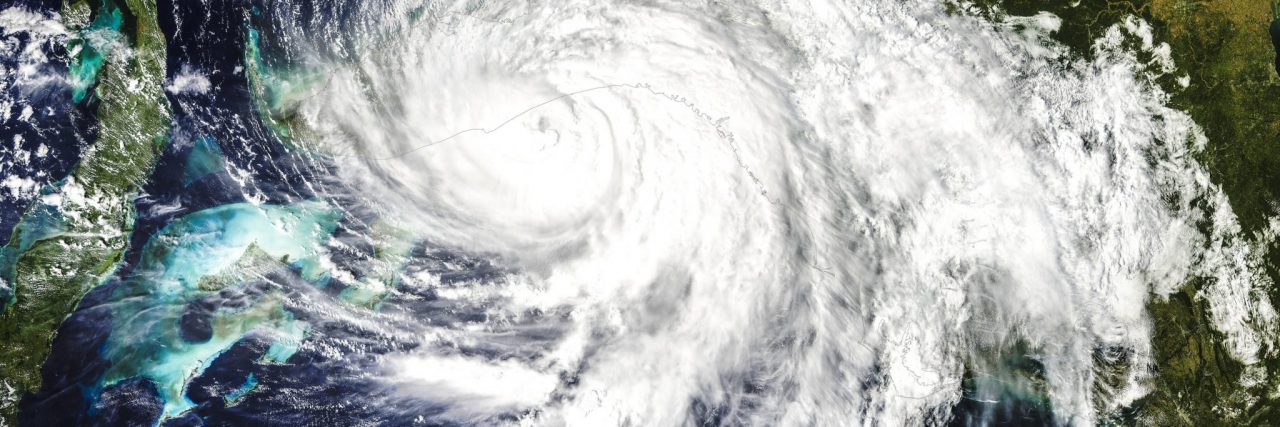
top-left (167, 66), bottom-right (211, 94)
top-left (254, 0), bottom-right (1277, 424)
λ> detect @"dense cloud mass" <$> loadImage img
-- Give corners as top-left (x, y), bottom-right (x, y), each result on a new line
top-left (251, 0), bottom-right (1277, 424)
top-left (2, 0), bottom-right (1277, 425)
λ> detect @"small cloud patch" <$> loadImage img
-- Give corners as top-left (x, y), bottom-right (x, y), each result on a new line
top-left (166, 66), bottom-right (211, 94)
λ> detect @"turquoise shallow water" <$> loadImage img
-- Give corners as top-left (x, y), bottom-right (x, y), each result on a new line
top-left (99, 200), bottom-right (340, 419)
top-left (181, 137), bottom-right (226, 187)
top-left (0, 202), bottom-right (65, 309)
top-left (67, 1), bottom-right (123, 103)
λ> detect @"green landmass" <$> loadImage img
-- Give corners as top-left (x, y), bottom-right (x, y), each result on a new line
top-left (0, 0), bottom-right (170, 423)
top-left (960, 0), bottom-right (1280, 424)
top-left (195, 244), bottom-right (289, 292)
top-left (244, 26), bottom-right (326, 150)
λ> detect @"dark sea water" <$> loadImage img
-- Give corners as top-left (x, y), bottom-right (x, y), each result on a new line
top-left (0, 0), bottom-right (88, 246)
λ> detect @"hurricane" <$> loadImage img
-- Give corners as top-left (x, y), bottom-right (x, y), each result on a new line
top-left (260, 0), bottom-right (1278, 423)
top-left (2, 0), bottom-right (1278, 425)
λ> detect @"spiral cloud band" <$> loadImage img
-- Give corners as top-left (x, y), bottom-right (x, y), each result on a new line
top-left (244, 0), bottom-right (1278, 424)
